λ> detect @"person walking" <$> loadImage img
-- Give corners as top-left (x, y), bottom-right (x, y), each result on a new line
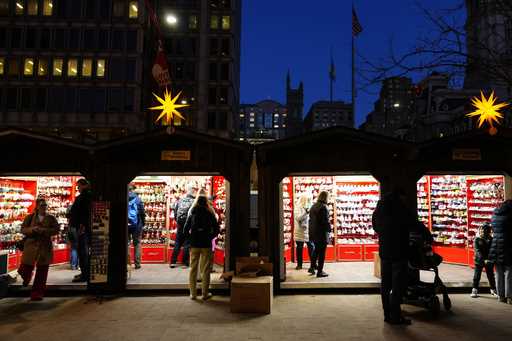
top-left (294, 195), bottom-right (314, 271)
top-left (308, 191), bottom-right (331, 278)
top-left (184, 190), bottom-right (220, 301)
top-left (69, 178), bottom-right (92, 283)
top-left (17, 198), bottom-right (59, 301)
top-left (372, 188), bottom-right (416, 325)
top-left (170, 185), bottom-right (197, 268)
top-left (471, 223), bottom-right (497, 298)
top-left (489, 200), bottom-right (512, 304)
top-left (128, 184), bottom-right (145, 269)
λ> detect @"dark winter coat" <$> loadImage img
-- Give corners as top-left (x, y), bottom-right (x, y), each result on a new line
top-left (128, 191), bottom-right (145, 233)
top-left (489, 200), bottom-right (512, 266)
top-left (174, 194), bottom-right (195, 234)
top-left (372, 192), bottom-right (416, 261)
top-left (68, 189), bottom-right (92, 234)
top-left (308, 201), bottom-right (331, 246)
top-left (474, 236), bottom-right (492, 266)
top-left (184, 206), bottom-right (220, 248)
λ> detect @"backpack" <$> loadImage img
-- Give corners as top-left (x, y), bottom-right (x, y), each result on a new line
top-left (128, 196), bottom-right (139, 228)
top-left (176, 197), bottom-right (193, 227)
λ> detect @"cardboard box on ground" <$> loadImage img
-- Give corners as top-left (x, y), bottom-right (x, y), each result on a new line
top-left (229, 256), bottom-right (273, 314)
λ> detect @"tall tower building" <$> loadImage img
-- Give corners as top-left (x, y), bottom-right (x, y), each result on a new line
top-left (153, 0), bottom-right (241, 138)
top-left (464, 0), bottom-right (512, 98)
top-left (0, 0), bottom-right (147, 142)
top-left (285, 71), bottom-right (303, 137)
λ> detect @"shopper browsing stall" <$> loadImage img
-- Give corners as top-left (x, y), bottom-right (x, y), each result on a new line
top-left (17, 198), bottom-right (59, 301)
top-left (471, 224), bottom-right (497, 298)
top-left (184, 190), bottom-right (220, 300)
top-left (372, 188), bottom-right (416, 325)
top-left (308, 191), bottom-right (331, 278)
top-left (488, 200), bottom-right (512, 304)
top-left (69, 179), bottom-right (92, 283)
top-left (294, 195), bottom-right (314, 271)
top-left (128, 184), bottom-right (145, 269)
top-left (170, 185), bottom-right (197, 268)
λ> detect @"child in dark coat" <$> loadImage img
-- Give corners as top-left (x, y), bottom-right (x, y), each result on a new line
top-left (471, 224), bottom-right (497, 298)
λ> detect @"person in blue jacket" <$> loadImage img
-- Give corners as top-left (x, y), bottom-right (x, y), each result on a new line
top-left (128, 184), bottom-right (145, 269)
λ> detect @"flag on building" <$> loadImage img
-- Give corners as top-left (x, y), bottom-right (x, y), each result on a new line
top-left (352, 7), bottom-right (363, 37)
top-left (144, 0), bottom-right (171, 87)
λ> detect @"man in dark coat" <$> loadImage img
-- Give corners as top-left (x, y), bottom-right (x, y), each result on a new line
top-left (489, 200), bottom-right (512, 304)
top-left (170, 185), bottom-right (197, 268)
top-left (372, 188), bottom-right (416, 325)
top-left (69, 179), bottom-right (92, 283)
top-left (308, 191), bottom-right (331, 278)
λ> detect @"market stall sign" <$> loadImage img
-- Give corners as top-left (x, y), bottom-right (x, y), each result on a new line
top-left (161, 150), bottom-right (191, 161)
top-left (452, 148), bottom-right (481, 161)
top-left (90, 201), bottom-right (110, 284)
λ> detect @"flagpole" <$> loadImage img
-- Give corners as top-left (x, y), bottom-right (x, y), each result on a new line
top-left (352, 25), bottom-right (356, 123)
top-left (330, 47), bottom-right (334, 103)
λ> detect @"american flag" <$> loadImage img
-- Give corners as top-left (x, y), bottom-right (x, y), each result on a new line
top-left (352, 7), bottom-right (363, 37)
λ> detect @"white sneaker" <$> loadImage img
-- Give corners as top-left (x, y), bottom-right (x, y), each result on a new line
top-left (490, 289), bottom-right (498, 297)
top-left (470, 288), bottom-right (478, 298)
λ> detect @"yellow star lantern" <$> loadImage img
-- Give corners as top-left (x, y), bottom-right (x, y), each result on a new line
top-left (149, 88), bottom-right (189, 126)
top-left (466, 91), bottom-right (508, 135)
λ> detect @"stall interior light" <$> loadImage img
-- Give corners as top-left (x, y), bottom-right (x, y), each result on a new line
top-left (131, 4), bottom-right (138, 12)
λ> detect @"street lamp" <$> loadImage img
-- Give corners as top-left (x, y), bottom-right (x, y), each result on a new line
top-left (166, 14), bottom-right (178, 25)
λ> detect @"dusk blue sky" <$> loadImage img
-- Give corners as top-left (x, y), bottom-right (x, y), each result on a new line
top-left (240, 0), bottom-right (462, 126)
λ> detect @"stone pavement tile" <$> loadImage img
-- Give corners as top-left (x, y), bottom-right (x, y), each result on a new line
top-left (2, 294), bottom-right (512, 341)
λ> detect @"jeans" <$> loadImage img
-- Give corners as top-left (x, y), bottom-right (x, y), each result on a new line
top-left (472, 262), bottom-right (496, 290)
top-left (380, 259), bottom-right (408, 321)
top-left (68, 228), bottom-right (79, 270)
top-left (128, 229), bottom-right (142, 267)
top-left (295, 241), bottom-right (314, 268)
top-left (77, 230), bottom-right (90, 280)
top-left (310, 242), bottom-right (327, 273)
top-left (189, 248), bottom-right (212, 298)
top-left (171, 232), bottom-right (190, 266)
top-left (70, 248), bottom-right (79, 270)
top-left (495, 264), bottom-right (512, 298)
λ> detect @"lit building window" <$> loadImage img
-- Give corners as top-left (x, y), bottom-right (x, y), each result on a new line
top-left (249, 123), bottom-right (255, 128)
top-left (67, 59), bottom-right (78, 77)
top-left (96, 59), bottom-right (105, 77)
top-left (129, 1), bottom-right (138, 18)
top-left (250, 112), bottom-right (255, 116)
top-left (24, 58), bottom-right (34, 76)
top-left (0, 58), bottom-right (4, 75)
top-left (43, 0), bottom-right (53, 16)
top-left (38, 58), bottom-right (48, 76)
top-left (82, 59), bottom-right (92, 77)
top-left (189, 15), bottom-right (198, 29)
top-left (210, 15), bottom-right (219, 29)
top-left (15, 1), bottom-right (24, 15)
top-left (27, 0), bottom-right (37, 15)
top-left (239, 113), bottom-right (245, 117)
top-left (222, 16), bottom-right (231, 30)
top-left (53, 58), bottom-right (63, 76)
top-left (250, 118), bottom-right (255, 122)
top-left (274, 125), bottom-right (279, 128)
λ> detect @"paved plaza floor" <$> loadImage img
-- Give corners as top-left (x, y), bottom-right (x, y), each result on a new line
top-left (9, 262), bottom-right (485, 290)
top-left (1, 293), bottom-right (511, 341)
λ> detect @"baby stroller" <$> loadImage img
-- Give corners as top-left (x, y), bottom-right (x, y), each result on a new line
top-left (402, 223), bottom-right (452, 316)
